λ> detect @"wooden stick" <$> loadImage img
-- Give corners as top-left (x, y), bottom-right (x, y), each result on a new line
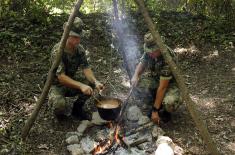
top-left (133, 0), bottom-right (220, 155)
top-left (121, 136), bottom-right (149, 148)
top-left (125, 122), bottom-right (154, 136)
top-left (129, 137), bottom-right (149, 147)
top-left (21, 0), bottom-right (84, 140)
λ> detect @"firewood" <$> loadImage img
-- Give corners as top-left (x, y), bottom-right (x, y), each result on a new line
top-left (125, 122), bottom-right (154, 136)
top-left (122, 137), bottom-right (149, 148)
top-left (129, 137), bottom-right (149, 147)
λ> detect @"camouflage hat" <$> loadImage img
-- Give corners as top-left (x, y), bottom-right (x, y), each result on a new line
top-left (64, 17), bottom-right (84, 37)
top-left (144, 32), bottom-right (160, 53)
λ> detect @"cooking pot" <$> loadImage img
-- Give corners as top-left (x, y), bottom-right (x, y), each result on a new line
top-left (94, 96), bottom-right (122, 121)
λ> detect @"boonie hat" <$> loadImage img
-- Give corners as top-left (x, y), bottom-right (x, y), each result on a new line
top-left (64, 17), bottom-right (84, 37)
top-left (144, 32), bottom-right (160, 53)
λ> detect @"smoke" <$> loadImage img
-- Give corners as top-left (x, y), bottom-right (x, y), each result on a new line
top-left (111, 13), bottom-right (141, 79)
top-left (97, 1), bottom-right (141, 79)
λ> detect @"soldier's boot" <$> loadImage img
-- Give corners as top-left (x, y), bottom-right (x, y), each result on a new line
top-left (71, 95), bottom-right (91, 120)
top-left (159, 110), bottom-right (172, 123)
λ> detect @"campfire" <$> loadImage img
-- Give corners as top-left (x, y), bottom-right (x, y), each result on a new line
top-left (93, 123), bottom-right (122, 155)
top-left (65, 107), bottom-right (184, 155)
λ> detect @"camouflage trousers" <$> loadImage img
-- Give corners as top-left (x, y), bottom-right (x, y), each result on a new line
top-left (135, 76), bottom-right (182, 112)
top-left (48, 85), bottom-right (91, 116)
top-left (48, 75), bottom-right (93, 116)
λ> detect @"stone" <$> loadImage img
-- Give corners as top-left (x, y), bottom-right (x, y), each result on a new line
top-left (173, 145), bottom-right (184, 155)
top-left (156, 136), bottom-right (173, 146)
top-left (227, 142), bottom-right (235, 152)
top-left (0, 148), bottom-right (9, 155)
top-left (137, 141), bottom-right (151, 150)
top-left (130, 148), bottom-right (146, 155)
top-left (80, 136), bottom-right (96, 153)
top-left (115, 147), bottom-right (145, 155)
top-left (152, 126), bottom-right (165, 139)
top-left (77, 120), bottom-right (92, 134)
top-left (155, 136), bottom-right (174, 155)
top-left (231, 120), bottom-right (235, 128)
top-left (122, 133), bottom-right (138, 145)
top-left (135, 133), bottom-right (152, 149)
top-left (91, 111), bottom-right (108, 125)
top-left (67, 144), bottom-right (84, 155)
top-left (155, 143), bottom-right (174, 155)
top-left (127, 105), bottom-right (142, 121)
top-left (188, 146), bottom-right (201, 155)
top-left (66, 132), bottom-right (82, 139)
top-left (115, 147), bottom-right (131, 155)
top-left (94, 130), bottom-right (109, 142)
top-left (66, 135), bottom-right (79, 145)
top-left (138, 115), bottom-right (150, 125)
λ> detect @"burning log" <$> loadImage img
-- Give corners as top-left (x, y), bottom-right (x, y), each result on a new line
top-left (92, 139), bottom-right (112, 155)
top-left (91, 123), bottom-right (122, 155)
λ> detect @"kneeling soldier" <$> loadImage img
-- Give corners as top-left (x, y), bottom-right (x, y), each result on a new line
top-left (131, 32), bottom-right (181, 124)
top-left (49, 17), bottom-right (104, 120)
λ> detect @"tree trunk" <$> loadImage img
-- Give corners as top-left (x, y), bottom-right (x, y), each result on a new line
top-left (21, 0), bottom-right (84, 141)
top-left (134, 0), bottom-right (220, 155)
top-left (112, 0), bottom-right (119, 19)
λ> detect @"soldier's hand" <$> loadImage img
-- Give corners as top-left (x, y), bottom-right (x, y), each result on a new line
top-left (81, 84), bottom-right (93, 95)
top-left (131, 75), bottom-right (139, 87)
top-left (95, 81), bottom-right (104, 92)
top-left (151, 111), bottom-right (160, 125)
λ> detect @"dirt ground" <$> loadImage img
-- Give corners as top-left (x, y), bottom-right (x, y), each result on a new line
top-left (0, 12), bottom-right (234, 155)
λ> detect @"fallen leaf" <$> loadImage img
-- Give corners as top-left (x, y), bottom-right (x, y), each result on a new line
top-left (37, 144), bottom-right (49, 150)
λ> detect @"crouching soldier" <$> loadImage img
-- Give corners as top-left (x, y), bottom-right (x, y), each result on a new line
top-left (131, 32), bottom-right (182, 124)
top-left (49, 17), bottom-right (104, 120)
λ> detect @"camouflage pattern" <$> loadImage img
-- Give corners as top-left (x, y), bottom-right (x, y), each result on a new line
top-left (50, 43), bottom-right (89, 85)
top-left (49, 42), bottom-right (90, 115)
top-left (136, 40), bottom-right (181, 112)
top-left (140, 52), bottom-right (173, 82)
top-left (64, 17), bottom-right (84, 37)
top-left (137, 76), bottom-right (182, 112)
top-left (48, 85), bottom-right (72, 116)
top-left (162, 84), bottom-right (181, 112)
top-left (73, 17), bottom-right (84, 29)
top-left (48, 84), bottom-right (90, 116)
top-left (144, 32), bottom-right (160, 52)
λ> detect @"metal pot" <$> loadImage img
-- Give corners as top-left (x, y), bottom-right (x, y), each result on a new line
top-left (95, 96), bottom-right (122, 121)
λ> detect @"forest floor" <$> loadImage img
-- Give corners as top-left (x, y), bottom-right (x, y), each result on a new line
top-left (0, 12), bottom-right (235, 155)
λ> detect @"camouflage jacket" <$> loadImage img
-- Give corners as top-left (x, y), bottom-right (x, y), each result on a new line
top-left (50, 43), bottom-right (89, 85)
top-left (140, 52), bottom-right (174, 82)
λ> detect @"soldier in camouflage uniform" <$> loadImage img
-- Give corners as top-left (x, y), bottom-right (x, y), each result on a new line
top-left (131, 32), bottom-right (181, 124)
top-left (49, 17), bottom-right (104, 120)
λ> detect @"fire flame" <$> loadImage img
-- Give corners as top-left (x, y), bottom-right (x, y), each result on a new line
top-left (107, 122), bottom-right (113, 128)
top-left (114, 125), bottom-right (120, 144)
top-left (93, 140), bottom-right (111, 155)
top-left (93, 123), bottom-right (122, 155)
